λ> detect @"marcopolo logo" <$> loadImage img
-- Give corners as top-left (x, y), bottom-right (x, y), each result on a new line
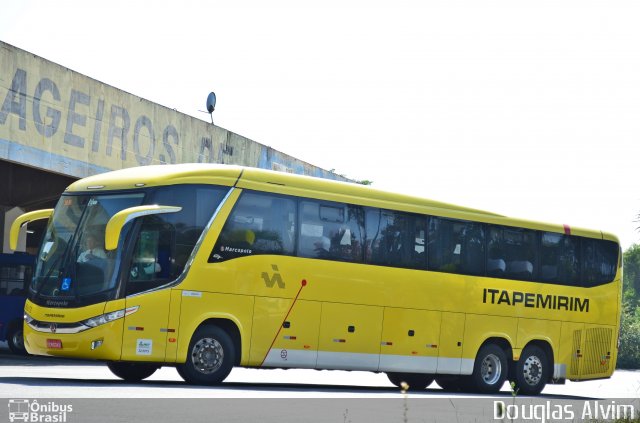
top-left (7, 399), bottom-right (73, 422)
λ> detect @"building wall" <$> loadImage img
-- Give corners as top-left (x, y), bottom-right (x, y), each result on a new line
top-left (0, 41), bottom-right (346, 181)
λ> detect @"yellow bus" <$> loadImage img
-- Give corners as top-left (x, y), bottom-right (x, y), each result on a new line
top-left (11, 164), bottom-right (621, 395)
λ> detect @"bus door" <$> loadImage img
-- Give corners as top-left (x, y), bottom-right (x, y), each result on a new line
top-left (119, 227), bottom-right (173, 362)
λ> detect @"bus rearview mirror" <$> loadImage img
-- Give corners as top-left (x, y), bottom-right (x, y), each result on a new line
top-left (104, 205), bottom-right (182, 251)
top-left (10, 209), bottom-right (54, 251)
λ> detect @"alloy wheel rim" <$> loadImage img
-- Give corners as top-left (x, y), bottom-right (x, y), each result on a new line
top-left (522, 355), bottom-right (543, 386)
top-left (480, 353), bottom-right (502, 385)
top-left (191, 337), bottom-right (224, 374)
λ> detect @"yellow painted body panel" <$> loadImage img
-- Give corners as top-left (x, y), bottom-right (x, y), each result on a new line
top-left (251, 299), bottom-right (321, 367)
top-left (438, 312), bottom-right (465, 374)
top-left (380, 308), bottom-right (441, 357)
top-left (516, 318), bottom-right (561, 360)
top-left (462, 314), bottom-right (518, 360)
top-left (318, 303), bottom-right (383, 355)
top-left (165, 290), bottom-right (182, 362)
top-left (121, 289), bottom-right (171, 362)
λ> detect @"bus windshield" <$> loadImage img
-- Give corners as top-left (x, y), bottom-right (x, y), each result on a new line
top-left (31, 184), bottom-right (230, 307)
top-left (32, 193), bottom-right (145, 302)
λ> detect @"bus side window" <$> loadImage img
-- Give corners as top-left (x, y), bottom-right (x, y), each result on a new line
top-left (298, 200), bottom-right (363, 262)
top-left (488, 226), bottom-right (537, 281)
top-left (428, 217), bottom-right (484, 276)
top-left (365, 208), bottom-right (426, 269)
top-left (582, 238), bottom-right (618, 286)
top-left (211, 192), bottom-right (296, 261)
top-left (540, 232), bottom-right (580, 286)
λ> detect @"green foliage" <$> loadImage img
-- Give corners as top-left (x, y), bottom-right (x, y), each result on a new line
top-left (355, 180), bottom-right (373, 186)
top-left (623, 244), bottom-right (640, 307)
top-left (618, 244), bottom-right (640, 369)
top-left (617, 302), bottom-right (640, 369)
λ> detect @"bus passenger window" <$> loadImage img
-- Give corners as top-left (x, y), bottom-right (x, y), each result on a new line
top-left (488, 226), bottom-right (536, 281)
top-left (582, 238), bottom-right (618, 286)
top-left (428, 217), bottom-right (484, 276)
top-left (298, 200), bottom-right (364, 262)
top-left (365, 208), bottom-right (426, 269)
top-left (210, 192), bottom-right (296, 262)
top-left (540, 232), bottom-right (580, 286)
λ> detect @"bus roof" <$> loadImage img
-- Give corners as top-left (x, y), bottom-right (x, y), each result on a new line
top-left (65, 164), bottom-right (618, 243)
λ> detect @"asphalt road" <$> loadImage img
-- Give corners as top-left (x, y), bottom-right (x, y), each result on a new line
top-left (1, 347), bottom-right (639, 422)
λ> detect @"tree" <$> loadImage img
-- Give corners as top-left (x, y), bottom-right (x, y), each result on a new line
top-left (617, 244), bottom-right (640, 369)
top-left (623, 244), bottom-right (640, 307)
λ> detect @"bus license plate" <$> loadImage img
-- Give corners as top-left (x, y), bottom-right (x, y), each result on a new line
top-left (46, 339), bottom-right (62, 349)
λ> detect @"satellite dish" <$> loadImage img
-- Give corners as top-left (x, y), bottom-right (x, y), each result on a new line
top-left (205, 92), bottom-right (216, 124)
top-left (206, 92), bottom-right (216, 113)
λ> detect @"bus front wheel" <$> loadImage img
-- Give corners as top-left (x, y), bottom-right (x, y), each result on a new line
top-left (107, 362), bottom-right (159, 382)
top-left (177, 325), bottom-right (235, 385)
top-left (471, 343), bottom-right (508, 393)
top-left (7, 323), bottom-right (27, 355)
top-left (512, 345), bottom-right (549, 395)
top-left (387, 372), bottom-right (434, 390)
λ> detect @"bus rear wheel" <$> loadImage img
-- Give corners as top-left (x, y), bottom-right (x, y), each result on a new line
top-left (387, 372), bottom-right (434, 390)
top-left (471, 344), bottom-right (508, 393)
top-left (512, 345), bottom-right (549, 396)
top-left (177, 325), bottom-right (235, 385)
top-left (107, 362), bottom-right (159, 382)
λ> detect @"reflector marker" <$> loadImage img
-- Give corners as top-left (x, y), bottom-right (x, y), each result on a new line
top-left (283, 335), bottom-right (297, 340)
top-left (426, 344), bottom-right (438, 348)
top-left (333, 339), bottom-right (346, 343)
top-left (411, 351), bottom-right (418, 355)
top-left (160, 328), bottom-right (176, 333)
top-left (381, 341), bottom-right (393, 346)
top-left (303, 345), bottom-right (311, 349)
top-left (168, 338), bottom-right (176, 343)
top-left (128, 326), bottom-right (144, 331)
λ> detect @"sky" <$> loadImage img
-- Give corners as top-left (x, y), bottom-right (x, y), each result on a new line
top-left (1, 1), bottom-right (639, 249)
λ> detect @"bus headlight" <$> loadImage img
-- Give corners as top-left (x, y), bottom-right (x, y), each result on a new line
top-left (81, 306), bottom-right (139, 328)
top-left (24, 312), bottom-right (34, 324)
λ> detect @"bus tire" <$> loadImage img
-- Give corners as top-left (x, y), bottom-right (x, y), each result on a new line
top-left (177, 325), bottom-right (235, 385)
top-left (512, 345), bottom-right (549, 396)
top-left (471, 343), bottom-right (508, 393)
top-left (107, 362), bottom-right (159, 382)
top-left (7, 323), bottom-right (27, 355)
top-left (387, 372), bottom-right (434, 390)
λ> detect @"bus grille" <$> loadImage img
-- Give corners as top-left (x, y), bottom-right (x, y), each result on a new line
top-left (582, 328), bottom-right (613, 376)
top-left (570, 330), bottom-right (581, 377)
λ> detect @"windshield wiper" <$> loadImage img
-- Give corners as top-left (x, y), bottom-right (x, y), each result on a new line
top-left (32, 251), bottom-right (65, 299)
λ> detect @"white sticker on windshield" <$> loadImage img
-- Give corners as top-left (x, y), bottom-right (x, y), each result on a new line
top-left (42, 241), bottom-right (54, 255)
top-left (136, 339), bottom-right (152, 355)
top-left (453, 244), bottom-right (461, 255)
